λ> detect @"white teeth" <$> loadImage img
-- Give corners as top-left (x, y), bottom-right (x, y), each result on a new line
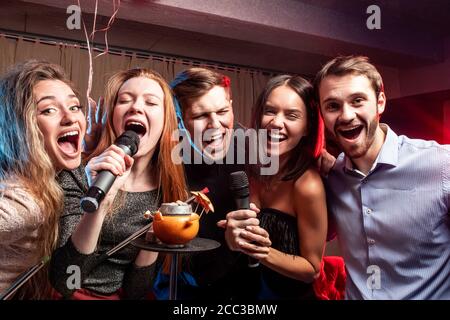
top-left (58, 131), bottom-right (78, 138)
top-left (205, 134), bottom-right (223, 142)
top-left (340, 125), bottom-right (361, 132)
top-left (127, 121), bottom-right (145, 127)
top-left (269, 133), bottom-right (286, 140)
top-left (211, 134), bottom-right (222, 141)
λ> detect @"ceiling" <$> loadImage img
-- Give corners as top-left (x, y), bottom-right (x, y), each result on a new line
top-left (301, 0), bottom-right (450, 35)
top-left (0, 0), bottom-right (449, 76)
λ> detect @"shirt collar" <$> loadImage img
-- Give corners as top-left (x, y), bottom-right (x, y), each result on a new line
top-left (375, 124), bottom-right (399, 167)
top-left (342, 124), bottom-right (399, 174)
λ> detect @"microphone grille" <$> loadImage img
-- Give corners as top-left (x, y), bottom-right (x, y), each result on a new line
top-left (229, 171), bottom-right (249, 197)
top-left (115, 130), bottom-right (140, 156)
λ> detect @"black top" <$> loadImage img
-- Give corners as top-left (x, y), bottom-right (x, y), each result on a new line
top-left (49, 165), bottom-right (159, 299)
top-left (258, 208), bottom-right (316, 300)
top-left (183, 124), bottom-right (260, 300)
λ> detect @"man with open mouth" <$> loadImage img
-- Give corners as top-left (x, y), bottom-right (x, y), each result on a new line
top-left (154, 67), bottom-right (262, 301)
top-left (316, 55), bottom-right (450, 300)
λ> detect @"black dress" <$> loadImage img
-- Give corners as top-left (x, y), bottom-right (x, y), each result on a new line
top-left (258, 208), bottom-right (317, 300)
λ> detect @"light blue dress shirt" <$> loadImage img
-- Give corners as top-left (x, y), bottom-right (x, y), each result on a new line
top-left (325, 125), bottom-right (450, 300)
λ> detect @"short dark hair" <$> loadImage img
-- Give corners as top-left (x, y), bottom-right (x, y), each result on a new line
top-left (172, 67), bottom-right (231, 112)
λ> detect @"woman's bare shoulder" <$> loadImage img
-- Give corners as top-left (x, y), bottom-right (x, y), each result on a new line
top-left (293, 168), bottom-right (325, 199)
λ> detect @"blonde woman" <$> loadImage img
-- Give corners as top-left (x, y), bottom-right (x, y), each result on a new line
top-left (0, 60), bottom-right (86, 299)
top-left (49, 68), bottom-right (187, 300)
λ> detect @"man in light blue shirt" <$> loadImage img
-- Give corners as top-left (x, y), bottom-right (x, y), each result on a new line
top-left (315, 56), bottom-right (450, 299)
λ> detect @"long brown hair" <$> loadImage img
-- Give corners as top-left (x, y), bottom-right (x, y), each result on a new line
top-left (86, 68), bottom-right (187, 204)
top-left (0, 60), bottom-right (74, 299)
top-left (252, 75), bottom-right (324, 181)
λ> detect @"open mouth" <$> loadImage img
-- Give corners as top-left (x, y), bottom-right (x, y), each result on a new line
top-left (57, 131), bottom-right (79, 154)
top-left (125, 120), bottom-right (147, 137)
top-left (267, 131), bottom-right (287, 143)
top-left (338, 125), bottom-right (364, 140)
top-left (203, 132), bottom-right (225, 146)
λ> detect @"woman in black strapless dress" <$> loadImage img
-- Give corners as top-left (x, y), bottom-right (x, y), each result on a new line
top-left (238, 75), bottom-right (328, 299)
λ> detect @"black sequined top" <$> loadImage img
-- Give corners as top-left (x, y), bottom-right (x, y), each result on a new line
top-left (258, 208), bottom-right (316, 300)
top-left (49, 165), bottom-right (159, 299)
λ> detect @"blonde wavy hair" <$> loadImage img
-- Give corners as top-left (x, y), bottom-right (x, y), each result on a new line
top-left (0, 60), bottom-right (77, 299)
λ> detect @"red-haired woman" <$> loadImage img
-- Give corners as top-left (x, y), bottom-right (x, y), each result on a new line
top-left (49, 68), bottom-right (187, 299)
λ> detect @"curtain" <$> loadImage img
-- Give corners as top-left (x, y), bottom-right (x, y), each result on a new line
top-left (0, 35), bottom-right (275, 126)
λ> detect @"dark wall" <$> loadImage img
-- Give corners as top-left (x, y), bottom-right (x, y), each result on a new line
top-left (384, 90), bottom-right (450, 144)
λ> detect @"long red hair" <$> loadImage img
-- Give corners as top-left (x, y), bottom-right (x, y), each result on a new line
top-left (86, 68), bottom-right (187, 203)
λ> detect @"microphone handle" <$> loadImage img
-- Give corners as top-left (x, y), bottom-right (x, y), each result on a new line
top-left (81, 143), bottom-right (133, 213)
top-left (94, 143), bottom-right (133, 192)
top-left (235, 196), bottom-right (260, 268)
top-left (93, 170), bottom-right (116, 193)
top-left (235, 197), bottom-right (250, 210)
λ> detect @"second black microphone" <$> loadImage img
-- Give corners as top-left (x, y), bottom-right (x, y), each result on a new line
top-left (229, 171), bottom-right (260, 268)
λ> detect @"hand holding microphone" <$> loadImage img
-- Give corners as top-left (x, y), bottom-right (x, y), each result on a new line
top-left (81, 130), bottom-right (140, 213)
top-left (227, 171), bottom-right (271, 267)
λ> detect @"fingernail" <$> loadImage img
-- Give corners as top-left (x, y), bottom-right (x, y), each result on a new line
top-left (241, 231), bottom-right (247, 236)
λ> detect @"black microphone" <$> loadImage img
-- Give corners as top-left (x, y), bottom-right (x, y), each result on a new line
top-left (80, 130), bottom-right (140, 213)
top-left (229, 171), bottom-right (260, 268)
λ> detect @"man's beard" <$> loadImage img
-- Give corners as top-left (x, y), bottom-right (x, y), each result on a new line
top-left (333, 116), bottom-right (379, 160)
